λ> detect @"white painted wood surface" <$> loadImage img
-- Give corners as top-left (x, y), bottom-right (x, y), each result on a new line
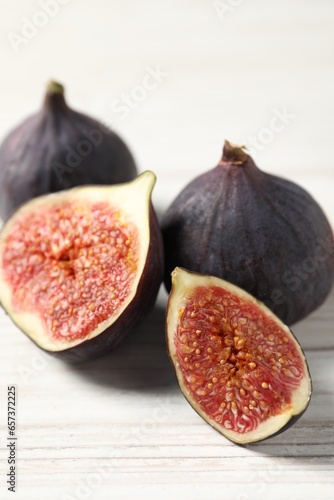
top-left (0, 287), bottom-right (334, 500)
top-left (0, 1), bottom-right (334, 499)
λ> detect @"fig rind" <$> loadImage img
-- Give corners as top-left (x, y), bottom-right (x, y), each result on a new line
top-left (166, 267), bottom-right (312, 445)
top-left (0, 172), bottom-right (163, 362)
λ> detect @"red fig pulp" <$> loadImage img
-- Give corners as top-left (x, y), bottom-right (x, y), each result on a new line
top-left (0, 172), bottom-right (163, 361)
top-left (167, 268), bottom-right (312, 444)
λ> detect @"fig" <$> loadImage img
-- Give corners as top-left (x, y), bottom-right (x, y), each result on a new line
top-left (0, 81), bottom-right (137, 221)
top-left (166, 267), bottom-right (312, 444)
top-left (0, 171), bottom-right (163, 362)
top-left (162, 141), bottom-right (334, 325)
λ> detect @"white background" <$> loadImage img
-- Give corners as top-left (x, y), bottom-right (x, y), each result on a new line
top-left (0, 1), bottom-right (333, 499)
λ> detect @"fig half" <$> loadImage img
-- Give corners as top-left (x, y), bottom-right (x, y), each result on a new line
top-left (0, 171), bottom-right (163, 362)
top-left (166, 268), bottom-right (312, 444)
top-left (0, 81), bottom-right (137, 221)
top-left (162, 141), bottom-right (334, 325)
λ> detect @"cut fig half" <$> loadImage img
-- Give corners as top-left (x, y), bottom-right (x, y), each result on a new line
top-left (0, 171), bottom-right (163, 361)
top-left (166, 268), bottom-right (312, 444)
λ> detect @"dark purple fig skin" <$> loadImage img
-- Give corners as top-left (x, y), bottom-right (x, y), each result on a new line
top-left (0, 81), bottom-right (137, 221)
top-left (4, 203), bottom-right (163, 363)
top-left (162, 141), bottom-right (334, 325)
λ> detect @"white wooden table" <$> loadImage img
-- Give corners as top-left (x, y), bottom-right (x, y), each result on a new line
top-left (0, 282), bottom-right (334, 500)
top-left (0, 1), bottom-right (334, 498)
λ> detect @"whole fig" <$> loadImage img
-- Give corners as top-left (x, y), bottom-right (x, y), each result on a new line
top-left (162, 141), bottom-right (334, 325)
top-left (0, 81), bottom-right (137, 220)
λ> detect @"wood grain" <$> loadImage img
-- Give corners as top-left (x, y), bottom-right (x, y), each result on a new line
top-left (0, 283), bottom-right (333, 500)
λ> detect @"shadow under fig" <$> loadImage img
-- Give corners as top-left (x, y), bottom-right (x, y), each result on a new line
top-left (245, 420), bottom-right (334, 466)
top-left (66, 304), bottom-right (178, 393)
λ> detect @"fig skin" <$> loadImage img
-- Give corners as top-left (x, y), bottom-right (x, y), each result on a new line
top-left (162, 141), bottom-right (334, 325)
top-left (0, 172), bottom-right (163, 362)
top-left (0, 81), bottom-right (137, 221)
top-left (166, 267), bottom-right (312, 445)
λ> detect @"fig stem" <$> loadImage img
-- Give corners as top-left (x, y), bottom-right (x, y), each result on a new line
top-left (44, 81), bottom-right (68, 112)
top-left (46, 80), bottom-right (65, 95)
top-left (222, 140), bottom-right (248, 165)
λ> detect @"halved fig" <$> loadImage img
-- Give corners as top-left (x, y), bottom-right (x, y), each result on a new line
top-left (166, 268), bottom-right (312, 444)
top-left (0, 171), bottom-right (163, 362)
